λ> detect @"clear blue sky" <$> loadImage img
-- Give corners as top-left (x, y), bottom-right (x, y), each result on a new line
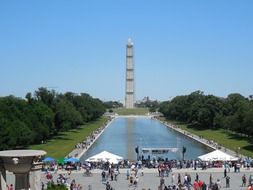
top-left (0, 1), bottom-right (252, 102)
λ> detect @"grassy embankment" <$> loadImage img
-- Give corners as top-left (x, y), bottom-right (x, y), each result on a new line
top-left (166, 119), bottom-right (253, 158)
top-left (113, 108), bottom-right (149, 115)
top-left (30, 117), bottom-right (109, 159)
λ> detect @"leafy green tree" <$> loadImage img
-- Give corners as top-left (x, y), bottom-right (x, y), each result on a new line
top-left (7, 120), bottom-right (34, 148)
top-left (159, 91), bottom-right (253, 138)
top-left (0, 87), bottom-right (105, 150)
top-left (54, 98), bottom-right (83, 131)
top-left (104, 101), bottom-right (123, 109)
top-left (35, 87), bottom-right (56, 108)
top-left (28, 101), bottom-right (55, 141)
top-left (244, 108), bottom-right (253, 137)
top-left (46, 182), bottom-right (68, 190)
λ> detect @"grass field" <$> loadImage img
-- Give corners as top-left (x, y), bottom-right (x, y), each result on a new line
top-left (30, 117), bottom-right (108, 159)
top-left (113, 108), bottom-right (149, 115)
top-left (167, 120), bottom-right (253, 158)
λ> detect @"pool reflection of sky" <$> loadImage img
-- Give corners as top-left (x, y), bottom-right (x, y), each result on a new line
top-left (80, 117), bottom-right (211, 162)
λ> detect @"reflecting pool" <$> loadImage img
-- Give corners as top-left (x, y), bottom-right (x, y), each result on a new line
top-left (80, 117), bottom-right (211, 162)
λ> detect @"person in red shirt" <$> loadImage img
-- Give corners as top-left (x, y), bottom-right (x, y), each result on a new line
top-left (198, 180), bottom-right (203, 188)
top-left (193, 179), bottom-right (200, 190)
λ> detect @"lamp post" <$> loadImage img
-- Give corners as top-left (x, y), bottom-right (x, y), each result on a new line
top-left (135, 146), bottom-right (139, 160)
top-left (237, 147), bottom-right (241, 158)
top-left (182, 146), bottom-right (186, 161)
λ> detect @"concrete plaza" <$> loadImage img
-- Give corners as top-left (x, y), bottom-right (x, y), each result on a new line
top-left (37, 167), bottom-right (252, 190)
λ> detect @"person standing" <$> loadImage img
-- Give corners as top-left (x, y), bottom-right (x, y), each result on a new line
top-left (249, 174), bottom-right (253, 186)
top-left (226, 175), bottom-right (230, 188)
top-left (41, 182), bottom-right (44, 190)
top-left (242, 174), bottom-right (246, 187)
top-left (224, 168), bottom-right (227, 178)
top-left (178, 173), bottom-right (181, 185)
top-left (114, 168), bottom-right (119, 181)
top-left (106, 182), bottom-right (111, 190)
top-left (209, 174), bottom-right (213, 187)
top-left (101, 170), bottom-right (106, 184)
top-left (217, 179), bottom-right (221, 189)
top-left (126, 169), bottom-right (130, 180)
top-left (172, 173), bottom-right (175, 185)
top-left (193, 179), bottom-right (200, 190)
top-left (201, 182), bottom-right (207, 190)
top-left (160, 177), bottom-right (165, 189)
top-left (194, 160), bottom-right (197, 170)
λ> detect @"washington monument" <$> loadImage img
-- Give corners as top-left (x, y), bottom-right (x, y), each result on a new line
top-left (125, 38), bottom-right (135, 108)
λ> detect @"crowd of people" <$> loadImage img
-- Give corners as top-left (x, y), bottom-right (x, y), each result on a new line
top-left (40, 156), bottom-right (253, 190)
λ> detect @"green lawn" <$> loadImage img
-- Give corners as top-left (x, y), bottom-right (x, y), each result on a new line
top-left (113, 108), bottom-right (149, 115)
top-left (29, 117), bottom-right (108, 159)
top-left (167, 120), bottom-right (253, 158)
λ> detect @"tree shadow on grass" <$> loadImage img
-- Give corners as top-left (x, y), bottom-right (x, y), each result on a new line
top-left (53, 136), bottom-right (71, 141)
top-left (242, 145), bottom-right (253, 152)
top-left (222, 131), bottom-right (251, 142)
top-left (68, 130), bottom-right (78, 133)
top-left (185, 123), bottom-right (221, 131)
top-left (48, 132), bottom-right (71, 141)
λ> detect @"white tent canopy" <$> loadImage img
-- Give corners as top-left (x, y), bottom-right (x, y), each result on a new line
top-left (86, 151), bottom-right (123, 164)
top-left (198, 149), bottom-right (238, 161)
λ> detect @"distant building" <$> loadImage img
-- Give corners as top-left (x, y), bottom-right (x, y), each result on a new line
top-left (142, 96), bottom-right (150, 103)
top-left (125, 38), bottom-right (135, 108)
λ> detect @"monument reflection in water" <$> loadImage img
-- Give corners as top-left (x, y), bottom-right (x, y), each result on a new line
top-left (80, 117), bottom-right (211, 162)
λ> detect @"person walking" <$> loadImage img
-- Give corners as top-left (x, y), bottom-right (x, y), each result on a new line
top-left (196, 173), bottom-right (199, 181)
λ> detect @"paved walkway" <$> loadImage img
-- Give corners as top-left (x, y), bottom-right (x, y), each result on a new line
top-left (39, 167), bottom-right (253, 190)
top-left (5, 167), bottom-right (253, 190)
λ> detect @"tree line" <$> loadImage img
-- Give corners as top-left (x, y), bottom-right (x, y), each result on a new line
top-left (0, 87), bottom-right (105, 150)
top-left (159, 91), bottom-right (253, 137)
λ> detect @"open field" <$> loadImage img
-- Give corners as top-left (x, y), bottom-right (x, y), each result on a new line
top-left (167, 120), bottom-right (253, 158)
top-left (112, 108), bottom-right (149, 115)
top-left (29, 117), bottom-right (108, 159)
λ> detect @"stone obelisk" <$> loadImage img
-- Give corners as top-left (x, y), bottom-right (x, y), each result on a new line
top-left (125, 38), bottom-right (135, 108)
